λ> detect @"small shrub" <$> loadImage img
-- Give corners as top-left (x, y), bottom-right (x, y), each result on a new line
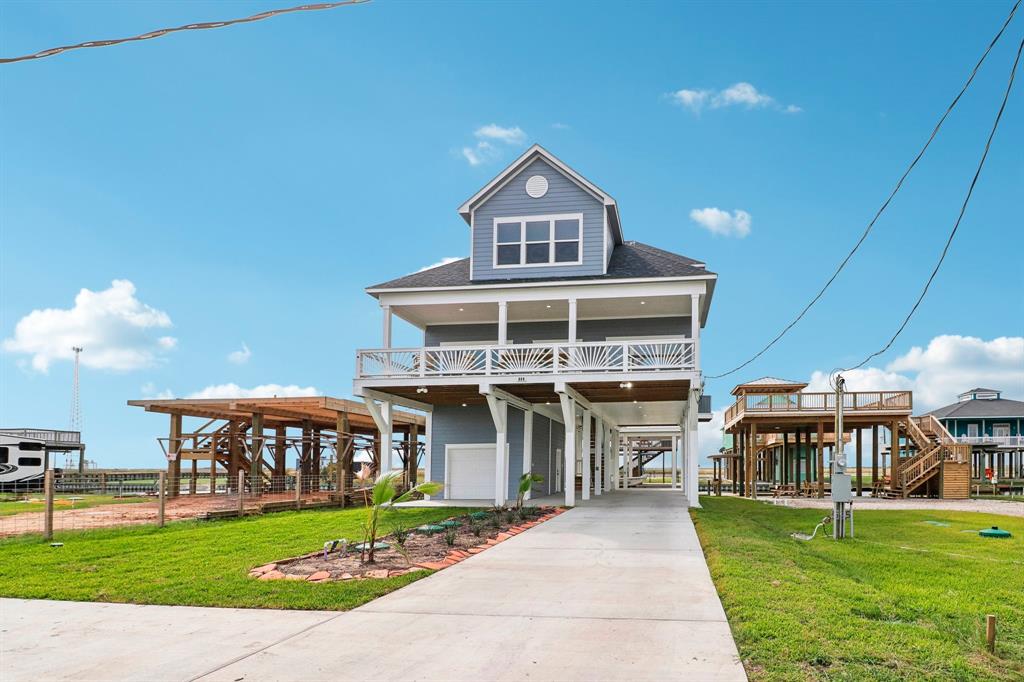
top-left (393, 525), bottom-right (410, 547)
top-left (469, 519), bottom-right (485, 537)
top-left (444, 528), bottom-right (458, 547)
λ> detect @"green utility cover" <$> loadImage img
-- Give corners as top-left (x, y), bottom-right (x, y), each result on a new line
top-left (979, 526), bottom-right (1012, 538)
top-left (353, 541), bottom-right (390, 550)
top-left (416, 524), bottom-right (445, 533)
top-left (469, 511), bottom-right (490, 520)
top-left (437, 520), bottom-right (460, 528)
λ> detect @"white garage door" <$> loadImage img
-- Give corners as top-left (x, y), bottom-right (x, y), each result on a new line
top-left (447, 445), bottom-right (497, 500)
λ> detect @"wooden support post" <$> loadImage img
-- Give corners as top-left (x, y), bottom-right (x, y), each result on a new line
top-left (337, 413), bottom-right (350, 505)
top-left (816, 421), bottom-right (825, 498)
top-left (209, 432), bottom-right (218, 495)
top-left (872, 424), bottom-right (879, 490)
top-left (251, 412), bottom-right (264, 496)
top-left (750, 423), bottom-right (758, 498)
top-left (891, 419), bottom-right (901, 488)
top-left (856, 428), bottom-right (863, 496)
top-left (987, 614), bottom-right (997, 653)
top-left (737, 429), bottom-right (745, 497)
top-left (157, 471), bottom-right (166, 528)
top-left (190, 459), bottom-right (198, 495)
top-left (301, 420), bottom-right (312, 494)
top-left (782, 432), bottom-right (790, 486)
top-left (238, 471), bottom-right (245, 514)
top-left (228, 421), bottom-right (239, 491)
top-left (168, 413), bottom-right (182, 498)
top-left (295, 469), bottom-right (302, 510)
top-left (44, 469), bottom-right (54, 540)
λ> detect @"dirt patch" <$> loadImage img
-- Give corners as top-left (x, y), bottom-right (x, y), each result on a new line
top-left (252, 506), bottom-right (566, 582)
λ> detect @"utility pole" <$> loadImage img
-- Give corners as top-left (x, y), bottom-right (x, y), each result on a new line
top-left (832, 374), bottom-right (853, 539)
top-left (69, 346), bottom-right (83, 470)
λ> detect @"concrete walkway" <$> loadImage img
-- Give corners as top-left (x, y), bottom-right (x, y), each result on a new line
top-left (2, 490), bottom-right (745, 681)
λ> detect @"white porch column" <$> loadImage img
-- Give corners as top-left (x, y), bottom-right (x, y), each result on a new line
top-left (559, 393), bottom-right (576, 506)
top-left (677, 430), bottom-right (685, 490)
top-left (622, 438), bottom-right (631, 490)
top-left (523, 408), bottom-right (533, 500)
top-left (671, 435), bottom-right (679, 488)
top-left (690, 293), bottom-right (700, 368)
top-left (567, 298), bottom-right (578, 343)
top-left (424, 411), bottom-right (433, 499)
top-left (581, 409), bottom-right (592, 501)
top-left (594, 416), bottom-right (603, 496)
top-left (485, 395), bottom-right (508, 506)
top-left (362, 398), bottom-right (393, 472)
top-left (497, 301), bottom-right (508, 345)
top-left (382, 304), bottom-right (392, 349)
top-left (607, 427), bottom-right (616, 491)
top-left (687, 390), bottom-right (701, 506)
top-left (613, 430), bottom-right (621, 490)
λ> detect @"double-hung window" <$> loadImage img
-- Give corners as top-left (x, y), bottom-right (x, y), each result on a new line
top-left (494, 213), bottom-right (582, 267)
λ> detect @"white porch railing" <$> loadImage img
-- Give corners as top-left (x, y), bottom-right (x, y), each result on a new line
top-left (356, 338), bottom-right (697, 379)
top-left (955, 435), bottom-right (1024, 447)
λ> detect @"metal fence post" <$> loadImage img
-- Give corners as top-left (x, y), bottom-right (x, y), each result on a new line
top-left (44, 469), bottom-right (54, 540)
top-left (158, 472), bottom-right (166, 528)
top-left (295, 470), bottom-right (302, 510)
top-left (238, 471), bottom-right (245, 516)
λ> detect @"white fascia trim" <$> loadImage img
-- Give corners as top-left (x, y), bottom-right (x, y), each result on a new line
top-left (424, 312), bottom-right (696, 327)
top-left (469, 207), bottom-right (476, 280)
top-left (370, 276), bottom-right (713, 301)
top-left (354, 387), bottom-right (433, 413)
top-left (457, 144), bottom-right (616, 222)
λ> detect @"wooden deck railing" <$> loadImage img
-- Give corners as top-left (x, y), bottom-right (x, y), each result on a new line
top-left (356, 338), bottom-right (697, 379)
top-left (724, 391), bottom-right (912, 424)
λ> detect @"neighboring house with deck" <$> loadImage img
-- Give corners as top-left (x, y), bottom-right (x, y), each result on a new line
top-left (926, 388), bottom-right (1024, 482)
top-left (352, 145), bottom-right (714, 506)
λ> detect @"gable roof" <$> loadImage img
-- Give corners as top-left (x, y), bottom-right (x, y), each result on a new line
top-left (927, 397), bottom-right (1024, 419)
top-left (961, 387), bottom-right (1001, 394)
top-left (457, 144), bottom-right (623, 244)
top-left (367, 241), bottom-right (714, 292)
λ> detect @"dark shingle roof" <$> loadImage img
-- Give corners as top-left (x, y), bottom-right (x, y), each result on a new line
top-left (927, 398), bottom-right (1024, 419)
top-left (368, 241), bottom-right (715, 292)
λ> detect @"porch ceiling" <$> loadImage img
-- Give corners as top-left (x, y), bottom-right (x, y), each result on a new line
top-left (369, 379), bottom-right (691, 408)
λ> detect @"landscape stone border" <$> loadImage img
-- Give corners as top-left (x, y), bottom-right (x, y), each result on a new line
top-left (248, 506), bottom-right (567, 583)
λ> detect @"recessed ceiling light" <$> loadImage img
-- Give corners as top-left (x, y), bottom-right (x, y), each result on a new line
top-left (458, 307), bottom-right (464, 312)
top-left (633, 400), bottom-right (638, 404)
top-left (640, 301), bottom-right (646, 305)
top-left (545, 304), bottom-right (551, 309)
top-left (461, 402), bottom-right (467, 407)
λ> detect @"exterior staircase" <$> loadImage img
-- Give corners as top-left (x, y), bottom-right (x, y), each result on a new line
top-left (894, 415), bottom-right (971, 497)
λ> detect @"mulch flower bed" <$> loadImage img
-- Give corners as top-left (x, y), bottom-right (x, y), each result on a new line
top-left (249, 506), bottom-right (567, 583)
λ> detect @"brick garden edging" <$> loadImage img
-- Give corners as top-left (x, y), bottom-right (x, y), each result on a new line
top-left (249, 506), bottom-right (568, 583)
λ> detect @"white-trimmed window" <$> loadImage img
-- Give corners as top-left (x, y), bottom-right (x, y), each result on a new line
top-left (493, 213), bottom-right (583, 268)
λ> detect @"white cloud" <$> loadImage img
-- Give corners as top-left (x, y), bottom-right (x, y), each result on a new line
top-left (551, 122), bottom-right (571, 130)
top-left (689, 207), bottom-right (752, 238)
top-left (227, 342), bottom-right (251, 365)
top-left (187, 383), bottom-right (320, 400)
top-left (417, 257), bottom-right (462, 272)
top-left (808, 335), bottom-right (1023, 412)
top-left (141, 382), bottom-right (175, 400)
top-left (670, 82), bottom-right (800, 114)
top-left (2, 279), bottom-right (176, 372)
top-left (474, 124), bottom-right (526, 145)
top-left (699, 407), bottom-right (727, 461)
top-left (460, 124), bottom-right (527, 166)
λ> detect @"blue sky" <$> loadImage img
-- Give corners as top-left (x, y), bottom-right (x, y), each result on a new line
top-left (1, 1), bottom-right (1021, 468)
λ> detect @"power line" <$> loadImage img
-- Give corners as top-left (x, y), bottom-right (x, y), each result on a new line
top-left (844, 34), bottom-right (1023, 372)
top-left (707, 0), bottom-right (1021, 380)
top-left (0, 1), bottom-right (370, 65)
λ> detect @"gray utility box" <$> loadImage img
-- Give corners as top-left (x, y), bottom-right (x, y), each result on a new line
top-left (831, 472), bottom-right (853, 502)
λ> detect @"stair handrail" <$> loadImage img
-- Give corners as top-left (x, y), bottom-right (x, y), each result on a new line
top-left (900, 445), bottom-right (943, 490)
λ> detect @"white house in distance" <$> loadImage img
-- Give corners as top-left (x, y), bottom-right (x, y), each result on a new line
top-left (353, 145), bottom-right (715, 506)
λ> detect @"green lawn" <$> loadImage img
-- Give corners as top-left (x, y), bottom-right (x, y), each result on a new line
top-left (693, 497), bottom-right (1023, 681)
top-left (0, 506), bottom-right (473, 610)
top-left (0, 494), bottom-right (151, 516)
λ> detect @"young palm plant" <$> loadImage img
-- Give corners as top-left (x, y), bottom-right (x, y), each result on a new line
top-left (362, 470), bottom-right (443, 563)
top-left (516, 472), bottom-right (544, 510)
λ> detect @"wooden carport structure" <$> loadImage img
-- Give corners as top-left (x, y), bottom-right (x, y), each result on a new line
top-left (722, 377), bottom-right (916, 499)
top-left (127, 397), bottom-right (426, 501)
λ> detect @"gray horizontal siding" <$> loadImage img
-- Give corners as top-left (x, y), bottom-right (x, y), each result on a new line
top-left (425, 316), bottom-right (691, 346)
top-left (429, 403), bottom-right (525, 501)
top-left (472, 158), bottom-right (605, 281)
top-left (531, 414), bottom-right (552, 495)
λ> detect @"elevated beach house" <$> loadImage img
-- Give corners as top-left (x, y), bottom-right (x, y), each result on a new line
top-left (352, 145), bottom-right (715, 506)
top-left (927, 388), bottom-right (1024, 482)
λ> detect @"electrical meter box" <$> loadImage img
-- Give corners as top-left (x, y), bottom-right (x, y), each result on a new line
top-left (831, 472), bottom-right (853, 502)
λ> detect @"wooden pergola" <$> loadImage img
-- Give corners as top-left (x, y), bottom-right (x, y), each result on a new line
top-left (722, 377), bottom-right (914, 499)
top-left (127, 397), bottom-right (426, 499)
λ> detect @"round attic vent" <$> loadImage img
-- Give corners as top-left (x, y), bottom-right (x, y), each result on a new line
top-left (525, 175), bottom-right (549, 198)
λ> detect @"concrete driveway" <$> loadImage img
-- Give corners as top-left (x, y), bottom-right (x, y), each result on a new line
top-left (2, 490), bottom-right (745, 681)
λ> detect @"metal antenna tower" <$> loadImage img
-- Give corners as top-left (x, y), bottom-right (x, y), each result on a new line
top-left (70, 346), bottom-right (83, 431)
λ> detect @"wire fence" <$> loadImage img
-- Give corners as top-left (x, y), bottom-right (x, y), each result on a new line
top-left (0, 469), bottom-right (376, 539)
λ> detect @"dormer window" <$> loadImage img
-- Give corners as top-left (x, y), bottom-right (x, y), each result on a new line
top-left (493, 213), bottom-right (582, 268)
